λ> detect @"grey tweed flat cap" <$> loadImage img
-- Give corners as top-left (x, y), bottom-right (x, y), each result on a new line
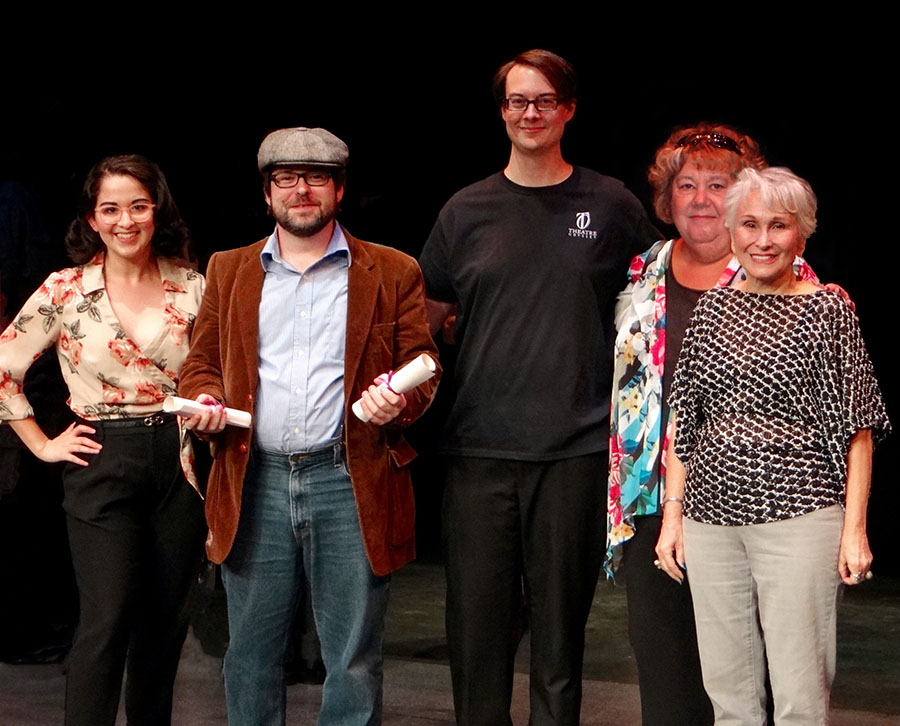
top-left (257, 127), bottom-right (349, 171)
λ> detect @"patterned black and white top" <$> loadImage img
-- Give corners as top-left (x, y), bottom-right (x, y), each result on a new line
top-left (670, 287), bottom-right (890, 526)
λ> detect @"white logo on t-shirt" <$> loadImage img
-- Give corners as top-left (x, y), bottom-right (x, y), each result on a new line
top-left (568, 211), bottom-right (597, 239)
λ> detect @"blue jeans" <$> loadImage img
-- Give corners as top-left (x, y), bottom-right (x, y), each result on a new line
top-left (222, 445), bottom-right (389, 726)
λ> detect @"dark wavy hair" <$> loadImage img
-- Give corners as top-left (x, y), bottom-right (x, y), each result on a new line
top-left (492, 49), bottom-right (577, 106)
top-left (648, 123), bottom-right (766, 225)
top-left (65, 155), bottom-right (192, 264)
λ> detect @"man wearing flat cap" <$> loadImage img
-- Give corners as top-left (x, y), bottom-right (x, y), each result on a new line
top-left (180, 127), bottom-right (440, 725)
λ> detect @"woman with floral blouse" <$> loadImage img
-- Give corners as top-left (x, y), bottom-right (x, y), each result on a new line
top-left (0, 155), bottom-right (206, 726)
top-left (606, 125), bottom-right (783, 725)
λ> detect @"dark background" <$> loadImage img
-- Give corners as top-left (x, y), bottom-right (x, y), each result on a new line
top-left (2, 30), bottom-right (894, 571)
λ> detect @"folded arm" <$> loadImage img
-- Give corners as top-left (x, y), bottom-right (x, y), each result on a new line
top-left (376, 262), bottom-right (441, 428)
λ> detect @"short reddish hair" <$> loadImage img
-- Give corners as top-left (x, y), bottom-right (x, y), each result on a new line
top-left (649, 123), bottom-right (766, 224)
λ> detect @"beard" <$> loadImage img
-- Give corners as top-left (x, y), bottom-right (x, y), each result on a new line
top-left (271, 196), bottom-right (337, 238)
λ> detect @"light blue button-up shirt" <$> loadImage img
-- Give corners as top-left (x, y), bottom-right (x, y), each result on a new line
top-left (254, 225), bottom-right (350, 453)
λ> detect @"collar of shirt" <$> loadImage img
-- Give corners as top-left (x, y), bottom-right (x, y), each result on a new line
top-left (259, 224), bottom-right (352, 274)
top-left (81, 251), bottom-right (193, 297)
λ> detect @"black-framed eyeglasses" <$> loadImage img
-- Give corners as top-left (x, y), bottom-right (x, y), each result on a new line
top-left (675, 132), bottom-right (743, 156)
top-left (502, 95), bottom-right (566, 112)
top-left (270, 170), bottom-right (333, 188)
top-left (93, 202), bottom-right (156, 223)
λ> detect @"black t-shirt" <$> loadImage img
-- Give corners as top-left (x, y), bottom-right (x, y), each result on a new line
top-left (419, 168), bottom-right (659, 460)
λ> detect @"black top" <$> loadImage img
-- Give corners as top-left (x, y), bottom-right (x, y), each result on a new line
top-left (660, 262), bottom-right (705, 463)
top-left (420, 168), bottom-right (659, 460)
top-left (671, 288), bottom-right (890, 525)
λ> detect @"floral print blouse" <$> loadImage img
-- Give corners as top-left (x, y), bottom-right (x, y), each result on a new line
top-left (605, 239), bottom-right (818, 576)
top-left (0, 252), bottom-right (205, 487)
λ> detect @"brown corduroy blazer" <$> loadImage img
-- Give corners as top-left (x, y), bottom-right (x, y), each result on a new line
top-left (179, 230), bottom-right (440, 576)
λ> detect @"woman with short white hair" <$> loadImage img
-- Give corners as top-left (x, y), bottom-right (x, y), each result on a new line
top-left (655, 166), bottom-right (890, 724)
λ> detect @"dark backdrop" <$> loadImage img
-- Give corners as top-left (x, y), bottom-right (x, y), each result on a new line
top-left (3, 31), bottom-right (894, 571)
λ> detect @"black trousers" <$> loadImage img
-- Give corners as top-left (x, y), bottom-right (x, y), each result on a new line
top-left (442, 454), bottom-right (604, 726)
top-left (622, 515), bottom-right (713, 726)
top-left (62, 416), bottom-right (206, 726)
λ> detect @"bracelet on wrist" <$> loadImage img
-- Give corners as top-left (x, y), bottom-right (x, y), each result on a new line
top-left (662, 496), bottom-right (684, 507)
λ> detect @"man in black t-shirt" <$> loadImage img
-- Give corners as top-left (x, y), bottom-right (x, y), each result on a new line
top-left (419, 50), bottom-right (658, 725)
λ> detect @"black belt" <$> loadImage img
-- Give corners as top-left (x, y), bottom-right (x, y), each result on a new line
top-left (77, 412), bottom-right (176, 429)
top-left (253, 441), bottom-right (343, 466)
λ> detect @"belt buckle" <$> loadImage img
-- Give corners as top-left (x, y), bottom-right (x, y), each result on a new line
top-left (144, 413), bottom-right (165, 427)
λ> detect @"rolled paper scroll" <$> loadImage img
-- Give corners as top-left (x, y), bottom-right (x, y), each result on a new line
top-left (162, 396), bottom-right (252, 428)
top-left (351, 353), bottom-right (437, 422)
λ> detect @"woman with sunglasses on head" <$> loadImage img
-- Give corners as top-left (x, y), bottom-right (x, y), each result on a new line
top-left (605, 124), bottom-right (824, 725)
top-left (657, 166), bottom-right (888, 724)
top-left (0, 155), bottom-right (207, 725)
